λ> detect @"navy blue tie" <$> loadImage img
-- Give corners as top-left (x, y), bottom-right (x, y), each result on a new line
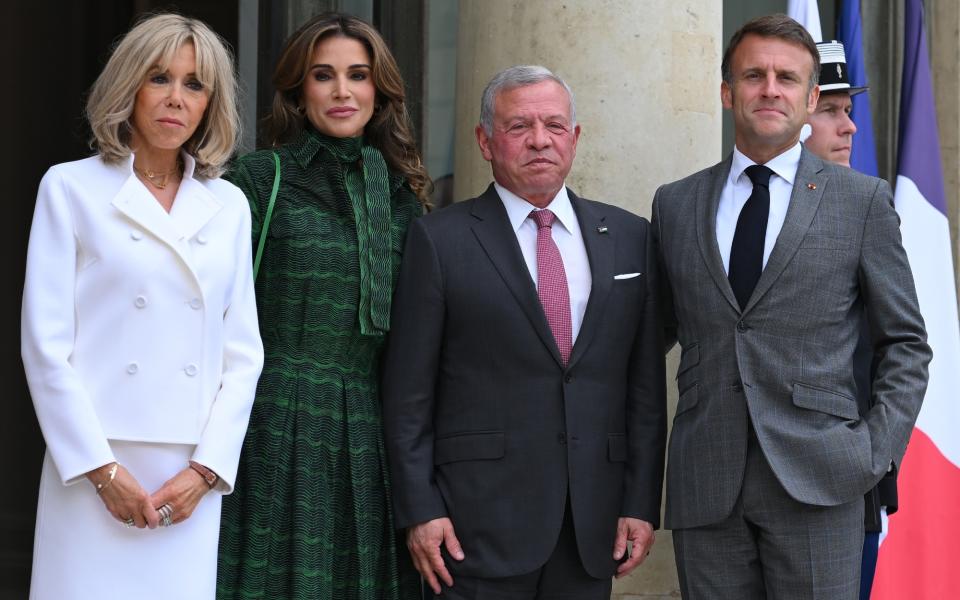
top-left (728, 164), bottom-right (773, 310)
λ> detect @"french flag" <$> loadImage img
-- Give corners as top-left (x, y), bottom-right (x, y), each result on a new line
top-left (837, 0), bottom-right (879, 177)
top-left (787, 0), bottom-right (822, 42)
top-left (872, 0), bottom-right (960, 598)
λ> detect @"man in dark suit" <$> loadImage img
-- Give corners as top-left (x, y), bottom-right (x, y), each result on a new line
top-left (803, 40), bottom-right (899, 600)
top-left (383, 65), bottom-right (666, 599)
top-left (652, 15), bottom-right (931, 599)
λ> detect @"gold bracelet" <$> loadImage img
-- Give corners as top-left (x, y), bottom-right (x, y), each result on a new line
top-left (95, 463), bottom-right (119, 495)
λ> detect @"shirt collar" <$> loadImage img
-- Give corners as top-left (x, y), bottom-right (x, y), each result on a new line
top-left (729, 141), bottom-right (801, 187)
top-left (495, 182), bottom-right (575, 234)
top-left (181, 151), bottom-right (197, 179)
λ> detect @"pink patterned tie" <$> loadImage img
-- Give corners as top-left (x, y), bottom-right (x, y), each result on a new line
top-left (530, 209), bottom-right (572, 365)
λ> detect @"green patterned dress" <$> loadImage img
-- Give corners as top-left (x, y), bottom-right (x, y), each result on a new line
top-left (217, 128), bottom-right (422, 600)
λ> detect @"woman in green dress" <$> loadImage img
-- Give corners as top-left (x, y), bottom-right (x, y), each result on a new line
top-left (217, 13), bottom-right (430, 600)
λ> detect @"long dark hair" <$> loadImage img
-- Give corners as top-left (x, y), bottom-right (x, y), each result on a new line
top-left (265, 12), bottom-right (431, 205)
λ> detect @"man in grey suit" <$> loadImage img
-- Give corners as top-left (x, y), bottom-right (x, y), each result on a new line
top-left (652, 15), bottom-right (931, 599)
top-left (383, 65), bottom-right (666, 599)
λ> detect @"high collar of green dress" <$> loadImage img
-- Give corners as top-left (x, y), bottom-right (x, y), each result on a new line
top-left (291, 127), bottom-right (362, 166)
top-left (295, 127), bottom-right (395, 337)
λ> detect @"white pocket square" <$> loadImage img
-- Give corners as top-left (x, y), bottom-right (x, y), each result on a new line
top-left (614, 272), bottom-right (641, 280)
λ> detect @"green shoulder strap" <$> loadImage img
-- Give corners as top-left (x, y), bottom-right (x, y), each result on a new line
top-left (253, 151), bottom-right (281, 280)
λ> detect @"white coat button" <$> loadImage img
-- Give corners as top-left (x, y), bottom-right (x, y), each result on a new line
top-left (126, 362), bottom-right (139, 374)
top-left (184, 364), bottom-right (199, 377)
top-left (189, 298), bottom-right (203, 310)
top-left (134, 295), bottom-right (147, 308)
top-left (130, 230), bottom-right (143, 241)
top-left (196, 234), bottom-right (208, 245)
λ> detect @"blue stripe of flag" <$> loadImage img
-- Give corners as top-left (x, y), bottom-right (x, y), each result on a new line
top-left (897, 0), bottom-right (948, 215)
top-left (837, 0), bottom-right (879, 178)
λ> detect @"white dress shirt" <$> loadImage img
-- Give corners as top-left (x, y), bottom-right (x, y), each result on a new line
top-left (716, 143), bottom-right (801, 274)
top-left (495, 183), bottom-right (592, 343)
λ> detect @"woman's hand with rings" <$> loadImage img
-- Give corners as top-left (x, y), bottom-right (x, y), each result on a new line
top-left (149, 467), bottom-right (211, 526)
top-left (86, 463), bottom-right (160, 529)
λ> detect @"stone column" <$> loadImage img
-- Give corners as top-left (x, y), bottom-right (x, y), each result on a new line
top-left (929, 0), bottom-right (960, 298)
top-left (453, 1), bottom-right (722, 218)
top-left (453, 2), bottom-right (722, 597)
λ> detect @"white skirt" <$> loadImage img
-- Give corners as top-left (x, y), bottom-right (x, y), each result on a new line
top-left (30, 441), bottom-right (222, 600)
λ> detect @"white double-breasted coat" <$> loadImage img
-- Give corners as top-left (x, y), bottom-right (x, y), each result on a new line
top-left (21, 153), bottom-right (263, 599)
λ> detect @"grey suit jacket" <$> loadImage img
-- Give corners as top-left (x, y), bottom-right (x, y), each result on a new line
top-left (383, 185), bottom-right (666, 578)
top-left (652, 148), bottom-right (931, 530)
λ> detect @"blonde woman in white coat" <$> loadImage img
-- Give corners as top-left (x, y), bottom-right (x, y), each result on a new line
top-left (20, 14), bottom-right (263, 600)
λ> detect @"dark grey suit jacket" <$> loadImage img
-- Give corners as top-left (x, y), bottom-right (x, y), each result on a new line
top-left (383, 184), bottom-right (666, 579)
top-left (652, 148), bottom-right (931, 530)
top-left (853, 313), bottom-right (900, 531)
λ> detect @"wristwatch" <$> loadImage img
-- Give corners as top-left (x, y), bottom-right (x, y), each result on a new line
top-left (188, 460), bottom-right (219, 488)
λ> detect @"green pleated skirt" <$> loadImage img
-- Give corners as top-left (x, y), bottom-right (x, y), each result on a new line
top-left (216, 360), bottom-right (420, 600)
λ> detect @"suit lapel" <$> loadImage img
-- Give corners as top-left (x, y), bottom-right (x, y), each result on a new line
top-left (111, 174), bottom-right (186, 250)
top-left (696, 155), bottom-right (741, 313)
top-left (743, 148), bottom-right (826, 313)
top-left (470, 185), bottom-right (564, 366)
top-left (567, 193), bottom-right (612, 370)
top-left (169, 177), bottom-right (223, 241)
top-left (111, 155), bottom-right (222, 289)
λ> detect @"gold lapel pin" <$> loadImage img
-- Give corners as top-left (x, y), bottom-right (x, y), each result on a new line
top-left (597, 226), bottom-right (608, 234)
top-left (807, 183), bottom-right (817, 190)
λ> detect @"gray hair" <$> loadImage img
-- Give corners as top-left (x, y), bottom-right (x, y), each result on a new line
top-left (479, 65), bottom-right (577, 135)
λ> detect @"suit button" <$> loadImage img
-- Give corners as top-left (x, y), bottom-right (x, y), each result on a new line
top-left (184, 364), bottom-right (198, 377)
top-left (126, 362), bottom-right (139, 374)
top-left (134, 295), bottom-right (147, 308)
top-left (737, 321), bottom-right (748, 332)
top-left (189, 298), bottom-right (203, 310)
top-left (564, 374), bottom-right (572, 383)
top-left (558, 433), bottom-right (567, 445)
top-left (196, 234), bottom-right (208, 245)
top-left (130, 230), bottom-right (143, 241)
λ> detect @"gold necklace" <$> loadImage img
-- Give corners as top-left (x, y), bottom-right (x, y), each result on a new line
top-left (133, 160), bottom-right (182, 190)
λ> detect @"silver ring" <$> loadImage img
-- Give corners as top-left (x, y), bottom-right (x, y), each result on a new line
top-left (158, 504), bottom-right (173, 520)
top-left (161, 515), bottom-right (173, 527)
top-left (123, 517), bottom-right (135, 528)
